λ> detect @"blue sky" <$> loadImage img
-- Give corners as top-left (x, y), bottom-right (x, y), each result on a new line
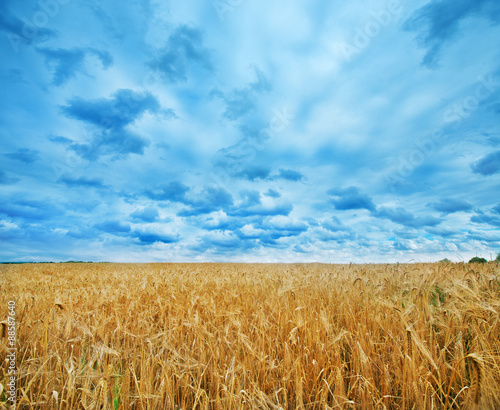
top-left (1, 0), bottom-right (500, 263)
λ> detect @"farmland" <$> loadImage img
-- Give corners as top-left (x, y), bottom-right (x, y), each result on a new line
top-left (1, 262), bottom-right (500, 409)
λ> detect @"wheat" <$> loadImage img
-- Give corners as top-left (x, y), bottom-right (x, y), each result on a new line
top-left (1, 262), bottom-right (499, 408)
top-left (469, 353), bottom-right (483, 405)
top-left (405, 329), bottom-right (413, 359)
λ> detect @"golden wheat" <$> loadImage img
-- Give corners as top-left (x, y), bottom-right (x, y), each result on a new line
top-left (1, 262), bottom-right (499, 408)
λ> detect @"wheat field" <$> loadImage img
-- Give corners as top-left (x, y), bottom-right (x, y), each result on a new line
top-left (1, 262), bottom-right (500, 409)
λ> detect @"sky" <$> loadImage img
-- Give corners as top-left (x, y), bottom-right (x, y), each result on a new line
top-left (1, 0), bottom-right (500, 263)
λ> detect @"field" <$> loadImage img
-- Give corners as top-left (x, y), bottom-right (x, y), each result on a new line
top-left (1, 262), bottom-right (500, 409)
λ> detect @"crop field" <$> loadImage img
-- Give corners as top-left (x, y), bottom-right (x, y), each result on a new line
top-left (1, 262), bottom-right (500, 409)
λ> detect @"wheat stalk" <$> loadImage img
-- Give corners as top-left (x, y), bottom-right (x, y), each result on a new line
top-left (469, 353), bottom-right (483, 405)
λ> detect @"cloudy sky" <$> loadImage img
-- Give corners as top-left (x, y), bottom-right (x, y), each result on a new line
top-left (1, 0), bottom-right (500, 263)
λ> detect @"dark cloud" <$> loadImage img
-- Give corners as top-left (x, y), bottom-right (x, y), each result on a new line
top-left (48, 135), bottom-right (73, 145)
top-left (328, 187), bottom-right (376, 212)
top-left (221, 89), bottom-right (257, 121)
top-left (95, 220), bottom-right (131, 234)
top-left (237, 166), bottom-right (271, 181)
top-left (0, 2), bottom-right (57, 52)
top-left (197, 215), bottom-right (246, 232)
top-left (38, 47), bottom-right (113, 86)
top-left (264, 189), bottom-right (281, 198)
top-left (321, 217), bottom-right (351, 233)
top-left (426, 227), bottom-right (460, 237)
top-left (393, 230), bottom-right (419, 240)
top-left (427, 198), bottom-right (473, 214)
top-left (148, 25), bottom-right (212, 84)
top-left (274, 168), bottom-right (305, 182)
top-left (225, 191), bottom-right (293, 218)
top-left (470, 213), bottom-right (500, 227)
top-left (0, 199), bottom-right (62, 221)
top-left (134, 231), bottom-right (178, 245)
top-left (0, 170), bottom-right (20, 185)
top-left (144, 181), bottom-right (190, 202)
top-left (143, 183), bottom-right (233, 216)
top-left (62, 89), bottom-right (160, 129)
top-left (190, 233), bottom-right (257, 253)
top-left (131, 207), bottom-right (159, 223)
top-left (467, 229), bottom-right (500, 244)
top-left (58, 175), bottom-right (106, 189)
top-left (392, 240), bottom-right (413, 251)
top-left (310, 217), bottom-right (354, 243)
top-left (404, 0), bottom-right (500, 67)
top-left (316, 229), bottom-right (355, 244)
top-left (61, 89), bottom-right (163, 158)
top-left (239, 190), bottom-right (261, 207)
top-left (255, 219), bottom-right (308, 240)
top-left (3, 148), bottom-right (40, 164)
top-left (212, 67), bottom-right (272, 121)
top-left (374, 207), bottom-right (441, 228)
top-left (471, 150), bottom-right (500, 175)
top-left (5, 68), bottom-right (29, 84)
top-left (228, 201), bottom-right (293, 218)
top-left (178, 187), bottom-right (234, 216)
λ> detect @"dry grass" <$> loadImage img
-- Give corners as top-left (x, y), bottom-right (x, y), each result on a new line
top-left (1, 262), bottom-right (500, 409)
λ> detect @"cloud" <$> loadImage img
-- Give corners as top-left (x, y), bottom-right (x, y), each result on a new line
top-left (38, 47), bottom-right (113, 86)
top-left (95, 220), bottom-right (131, 234)
top-left (58, 175), bottom-right (106, 189)
top-left (143, 183), bottom-right (234, 216)
top-left (427, 198), bottom-right (473, 214)
top-left (374, 207), bottom-right (441, 228)
top-left (197, 212), bottom-right (246, 232)
top-left (0, 199), bottom-right (62, 221)
top-left (130, 207), bottom-right (159, 222)
top-left (404, 0), bottom-right (500, 67)
top-left (471, 150), bottom-right (500, 175)
top-left (239, 190), bottom-right (261, 207)
top-left (61, 89), bottom-right (163, 158)
top-left (310, 217), bottom-right (355, 243)
top-left (148, 25), bottom-right (212, 84)
top-left (48, 135), bottom-right (73, 145)
top-left (467, 229), bottom-right (500, 244)
top-left (470, 213), bottom-right (500, 227)
top-left (3, 148), bottom-right (40, 164)
top-left (321, 217), bottom-right (351, 233)
top-left (144, 181), bottom-right (190, 202)
top-left (212, 66), bottom-right (272, 121)
top-left (255, 217), bottom-right (309, 240)
top-left (190, 232), bottom-right (255, 253)
top-left (0, 2), bottom-right (57, 52)
top-left (426, 227), bottom-right (460, 237)
top-left (62, 89), bottom-right (160, 129)
top-left (264, 189), bottom-right (281, 198)
top-left (227, 191), bottom-right (293, 218)
top-left (327, 187), bottom-right (376, 211)
top-left (133, 230), bottom-right (178, 245)
top-left (237, 166), bottom-right (271, 181)
top-left (492, 204), bottom-right (500, 214)
top-left (0, 170), bottom-right (19, 185)
top-left (178, 187), bottom-right (234, 216)
top-left (274, 168), bottom-right (305, 182)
